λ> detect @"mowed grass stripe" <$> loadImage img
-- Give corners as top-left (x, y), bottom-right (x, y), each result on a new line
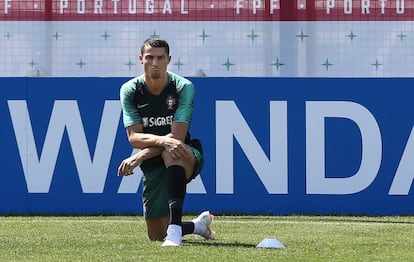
top-left (0, 216), bottom-right (412, 226)
top-left (1, 215), bottom-right (413, 261)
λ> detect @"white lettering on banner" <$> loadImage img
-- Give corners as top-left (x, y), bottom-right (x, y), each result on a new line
top-left (7, 98), bottom-right (414, 195)
top-left (270, 0), bottom-right (278, 14)
top-left (58, 0), bottom-right (187, 15)
top-left (379, 0), bottom-right (386, 13)
top-left (163, 0), bottom-right (172, 14)
top-left (117, 149), bottom-right (206, 193)
top-left (78, 0), bottom-right (85, 14)
top-left (326, 0), bottom-right (335, 14)
top-left (180, 0), bottom-right (188, 14)
top-left (362, 0), bottom-right (370, 14)
top-left (8, 100), bottom-right (120, 193)
top-left (389, 126), bottom-right (414, 195)
top-left (4, 0), bottom-right (11, 14)
top-left (326, 0), bottom-right (406, 15)
top-left (397, 0), bottom-right (404, 14)
top-left (112, 0), bottom-right (120, 14)
top-left (305, 101), bottom-right (382, 194)
top-left (236, 0), bottom-right (244, 14)
top-left (146, 0), bottom-right (154, 14)
top-left (253, 0), bottom-right (262, 14)
top-left (128, 0), bottom-right (136, 13)
top-left (4, 0), bottom-right (412, 17)
top-left (236, 0), bottom-right (279, 14)
top-left (344, 0), bottom-right (352, 14)
top-left (216, 101), bottom-right (288, 194)
top-left (60, 0), bottom-right (68, 14)
top-left (94, 0), bottom-right (103, 14)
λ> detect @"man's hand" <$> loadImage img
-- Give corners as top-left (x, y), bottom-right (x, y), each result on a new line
top-left (117, 154), bottom-right (142, 176)
top-left (161, 135), bottom-right (191, 161)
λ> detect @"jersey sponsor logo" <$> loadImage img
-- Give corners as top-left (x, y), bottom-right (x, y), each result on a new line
top-left (166, 95), bottom-right (176, 110)
top-left (142, 115), bottom-right (174, 128)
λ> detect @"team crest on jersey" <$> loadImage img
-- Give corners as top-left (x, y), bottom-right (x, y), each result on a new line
top-left (166, 95), bottom-right (176, 110)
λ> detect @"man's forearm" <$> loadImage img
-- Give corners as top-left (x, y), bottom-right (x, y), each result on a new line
top-left (137, 147), bottom-right (164, 161)
top-left (117, 146), bottom-right (164, 176)
top-left (129, 132), bottom-right (165, 149)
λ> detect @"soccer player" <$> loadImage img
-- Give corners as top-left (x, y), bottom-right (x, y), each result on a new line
top-left (117, 37), bottom-right (214, 247)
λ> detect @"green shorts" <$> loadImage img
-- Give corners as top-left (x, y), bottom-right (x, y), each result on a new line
top-left (141, 146), bottom-right (204, 219)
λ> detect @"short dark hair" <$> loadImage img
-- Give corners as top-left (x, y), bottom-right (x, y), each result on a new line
top-left (141, 37), bottom-right (170, 55)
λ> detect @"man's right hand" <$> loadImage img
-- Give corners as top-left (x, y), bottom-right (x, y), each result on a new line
top-left (117, 154), bottom-right (142, 176)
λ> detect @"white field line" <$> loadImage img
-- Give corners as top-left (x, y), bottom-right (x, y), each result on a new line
top-left (214, 220), bottom-right (414, 226)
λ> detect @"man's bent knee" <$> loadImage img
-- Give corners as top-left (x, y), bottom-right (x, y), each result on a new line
top-left (145, 216), bottom-right (169, 241)
top-left (147, 232), bottom-right (165, 241)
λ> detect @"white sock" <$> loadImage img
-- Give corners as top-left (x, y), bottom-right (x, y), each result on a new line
top-left (167, 224), bottom-right (182, 235)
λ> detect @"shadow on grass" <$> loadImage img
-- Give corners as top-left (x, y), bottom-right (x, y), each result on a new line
top-left (182, 239), bottom-right (256, 248)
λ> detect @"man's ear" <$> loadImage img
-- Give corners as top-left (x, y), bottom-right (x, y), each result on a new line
top-left (139, 55), bottom-right (143, 64)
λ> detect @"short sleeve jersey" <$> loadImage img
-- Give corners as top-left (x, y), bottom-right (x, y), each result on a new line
top-left (120, 71), bottom-right (194, 137)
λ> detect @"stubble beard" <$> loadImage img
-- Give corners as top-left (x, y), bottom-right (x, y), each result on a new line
top-left (150, 72), bottom-right (161, 79)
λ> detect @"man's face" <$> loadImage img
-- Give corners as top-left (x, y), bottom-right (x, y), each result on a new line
top-left (140, 45), bottom-right (171, 80)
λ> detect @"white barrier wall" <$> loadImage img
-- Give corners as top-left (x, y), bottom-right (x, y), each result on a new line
top-left (1, 0), bottom-right (414, 77)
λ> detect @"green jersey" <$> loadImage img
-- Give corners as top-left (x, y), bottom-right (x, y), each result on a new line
top-left (120, 71), bottom-right (194, 135)
top-left (120, 71), bottom-right (196, 169)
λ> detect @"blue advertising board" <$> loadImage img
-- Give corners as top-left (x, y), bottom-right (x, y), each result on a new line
top-left (1, 77), bottom-right (414, 215)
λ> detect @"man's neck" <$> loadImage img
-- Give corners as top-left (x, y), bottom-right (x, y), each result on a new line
top-left (145, 74), bottom-right (168, 95)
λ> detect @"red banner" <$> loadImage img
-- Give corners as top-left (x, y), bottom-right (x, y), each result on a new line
top-left (1, 0), bottom-right (413, 21)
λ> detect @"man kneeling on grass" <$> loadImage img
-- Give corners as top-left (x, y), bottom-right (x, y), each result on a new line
top-left (117, 37), bottom-right (215, 247)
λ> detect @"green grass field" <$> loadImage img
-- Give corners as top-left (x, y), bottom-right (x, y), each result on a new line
top-left (1, 215), bottom-right (413, 261)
